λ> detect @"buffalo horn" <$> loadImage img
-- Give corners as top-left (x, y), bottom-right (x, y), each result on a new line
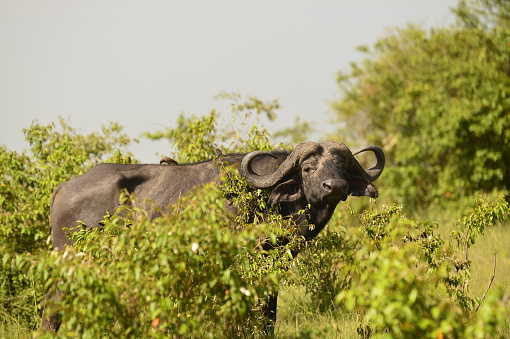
top-left (240, 141), bottom-right (318, 189)
top-left (352, 145), bottom-right (385, 182)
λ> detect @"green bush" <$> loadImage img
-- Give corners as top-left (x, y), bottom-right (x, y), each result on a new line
top-left (35, 182), bottom-right (306, 338)
top-left (2, 90), bottom-right (510, 337)
top-left (143, 92), bottom-right (285, 163)
top-left (296, 196), bottom-right (510, 338)
top-left (0, 119), bottom-right (135, 329)
top-left (0, 119), bottom-right (135, 254)
top-left (332, 0), bottom-right (510, 208)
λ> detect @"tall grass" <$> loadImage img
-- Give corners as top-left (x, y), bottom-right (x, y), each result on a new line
top-left (468, 222), bottom-right (510, 296)
top-left (0, 313), bottom-right (33, 339)
top-left (276, 286), bottom-right (360, 338)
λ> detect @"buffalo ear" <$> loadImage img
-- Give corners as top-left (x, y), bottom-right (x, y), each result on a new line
top-left (268, 179), bottom-right (303, 204)
top-left (347, 176), bottom-right (378, 198)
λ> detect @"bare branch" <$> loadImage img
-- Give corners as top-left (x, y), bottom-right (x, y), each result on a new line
top-left (475, 251), bottom-right (497, 312)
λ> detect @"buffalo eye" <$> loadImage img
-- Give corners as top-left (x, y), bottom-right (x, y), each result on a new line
top-left (333, 157), bottom-right (346, 170)
top-left (302, 165), bottom-right (315, 175)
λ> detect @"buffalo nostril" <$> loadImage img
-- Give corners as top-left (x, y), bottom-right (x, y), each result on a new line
top-left (322, 181), bottom-right (333, 193)
top-left (322, 179), bottom-right (348, 197)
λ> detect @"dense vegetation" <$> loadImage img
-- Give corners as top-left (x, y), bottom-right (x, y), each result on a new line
top-left (1, 0), bottom-right (509, 337)
top-left (332, 0), bottom-right (510, 208)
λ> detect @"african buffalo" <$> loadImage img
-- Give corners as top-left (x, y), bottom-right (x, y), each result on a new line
top-left (44, 140), bottom-right (385, 332)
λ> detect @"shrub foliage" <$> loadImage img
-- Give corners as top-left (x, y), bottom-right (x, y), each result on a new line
top-left (1, 91), bottom-right (509, 337)
top-left (38, 186), bottom-right (299, 338)
top-left (332, 0), bottom-right (510, 207)
top-left (1, 119), bottom-right (134, 328)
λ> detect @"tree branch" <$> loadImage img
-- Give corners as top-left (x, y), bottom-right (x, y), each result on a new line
top-left (475, 251), bottom-right (497, 312)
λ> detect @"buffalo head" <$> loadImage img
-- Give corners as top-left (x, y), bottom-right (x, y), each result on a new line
top-left (240, 141), bottom-right (385, 238)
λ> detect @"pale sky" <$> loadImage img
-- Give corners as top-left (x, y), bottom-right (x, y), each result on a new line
top-left (0, 0), bottom-right (457, 163)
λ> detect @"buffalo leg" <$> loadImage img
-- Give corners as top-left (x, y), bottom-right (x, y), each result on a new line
top-left (263, 292), bottom-right (278, 336)
top-left (41, 289), bottom-right (63, 331)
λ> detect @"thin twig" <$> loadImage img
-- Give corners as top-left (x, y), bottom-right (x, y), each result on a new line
top-left (475, 251), bottom-right (497, 312)
top-left (462, 246), bottom-right (470, 294)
